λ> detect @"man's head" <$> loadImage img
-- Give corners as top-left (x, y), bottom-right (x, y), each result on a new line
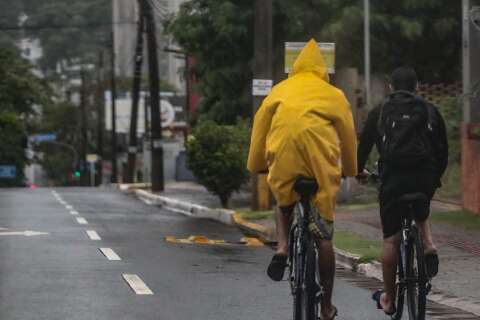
top-left (390, 67), bottom-right (418, 93)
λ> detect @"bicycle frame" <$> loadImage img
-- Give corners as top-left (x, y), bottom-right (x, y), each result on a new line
top-left (288, 198), bottom-right (323, 316)
top-left (395, 204), bottom-right (431, 320)
top-left (289, 199), bottom-right (310, 295)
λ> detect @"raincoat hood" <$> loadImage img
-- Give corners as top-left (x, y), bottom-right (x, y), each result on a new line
top-left (289, 39), bottom-right (329, 82)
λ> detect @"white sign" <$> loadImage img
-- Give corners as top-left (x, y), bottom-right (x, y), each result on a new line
top-left (252, 79), bottom-right (273, 96)
top-left (161, 99), bottom-right (175, 127)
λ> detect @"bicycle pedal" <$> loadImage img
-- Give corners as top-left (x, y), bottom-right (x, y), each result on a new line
top-left (426, 282), bottom-right (432, 295)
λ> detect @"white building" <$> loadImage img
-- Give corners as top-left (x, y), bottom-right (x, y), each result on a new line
top-left (17, 38), bottom-right (43, 63)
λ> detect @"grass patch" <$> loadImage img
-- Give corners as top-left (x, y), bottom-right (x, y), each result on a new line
top-left (431, 209), bottom-right (480, 231)
top-left (437, 163), bottom-right (461, 200)
top-left (334, 230), bottom-right (381, 263)
top-left (239, 210), bottom-right (275, 221)
top-left (337, 202), bottom-right (378, 211)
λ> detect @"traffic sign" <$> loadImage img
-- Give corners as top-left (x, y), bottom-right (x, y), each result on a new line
top-left (33, 133), bottom-right (57, 142)
top-left (87, 154), bottom-right (99, 162)
top-left (0, 165), bottom-right (16, 179)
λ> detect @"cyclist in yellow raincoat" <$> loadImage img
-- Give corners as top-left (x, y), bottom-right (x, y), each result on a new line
top-left (247, 39), bottom-right (357, 320)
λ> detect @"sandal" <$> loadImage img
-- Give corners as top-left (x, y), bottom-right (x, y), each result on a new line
top-left (372, 289), bottom-right (396, 316)
top-left (425, 251), bottom-right (439, 278)
top-left (321, 306), bottom-right (338, 320)
top-left (267, 253), bottom-right (288, 281)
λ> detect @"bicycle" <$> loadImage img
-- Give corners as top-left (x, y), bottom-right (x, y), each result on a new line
top-left (361, 172), bottom-right (431, 320)
top-left (288, 177), bottom-right (323, 320)
top-left (390, 192), bottom-right (432, 320)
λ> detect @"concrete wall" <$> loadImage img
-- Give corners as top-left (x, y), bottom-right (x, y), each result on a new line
top-left (462, 125), bottom-right (480, 213)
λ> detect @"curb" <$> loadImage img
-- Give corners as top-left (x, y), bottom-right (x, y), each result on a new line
top-left (232, 213), bottom-right (377, 274)
top-left (232, 213), bottom-right (276, 243)
top-left (126, 186), bottom-right (236, 226)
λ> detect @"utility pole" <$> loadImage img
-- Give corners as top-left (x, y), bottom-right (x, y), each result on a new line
top-left (144, 0), bottom-right (164, 192)
top-left (364, 0), bottom-right (371, 108)
top-left (80, 68), bottom-right (88, 186)
top-left (251, 0), bottom-right (273, 210)
top-left (126, 3), bottom-right (145, 183)
top-left (110, 31), bottom-right (118, 183)
top-left (96, 51), bottom-right (105, 186)
top-left (462, 0), bottom-right (480, 213)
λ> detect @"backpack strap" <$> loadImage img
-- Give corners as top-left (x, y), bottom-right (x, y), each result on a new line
top-left (377, 102), bottom-right (386, 137)
top-left (377, 91), bottom-right (434, 134)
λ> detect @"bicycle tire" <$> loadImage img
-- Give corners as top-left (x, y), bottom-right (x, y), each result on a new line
top-left (293, 234), bottom-right (318, 320)
top-left (302, 238), bottom-right (318, 320)
top-left (391, 244), bottom-right (406, 320)
top-left (407, 226), bottom-right (428, 320)
top-left (292, 225), bottom-right (304, 320)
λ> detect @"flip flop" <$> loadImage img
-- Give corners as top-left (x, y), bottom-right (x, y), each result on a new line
top-left (425, 251), bottom-right (439, 278)
top-left (372, 289), bottom-right (396, 316)
top-left (267, 253), bottom-right (288, 281)
top-left (320, 306), bottom-right (338, 320)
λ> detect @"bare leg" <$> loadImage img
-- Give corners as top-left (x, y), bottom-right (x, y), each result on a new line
top-left (317, 239), bottom-right (337, 319)
top-left (416, 218), bottom-right (437, 253)
top-left (275, 206), bottom-right (292, 255)
top-left (380, 233), bottom-right (401, 313)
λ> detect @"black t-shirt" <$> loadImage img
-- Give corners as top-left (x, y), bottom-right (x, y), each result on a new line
top-left (357, 93), bottom-right (449, 188)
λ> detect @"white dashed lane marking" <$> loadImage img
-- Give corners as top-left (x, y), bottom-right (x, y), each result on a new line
top-left (70, 210), bottom-right (79, 215)
top-left (65, 205), bottom-right (73, 210)
top-left (99, 248), bottom-right (121, 261)
top-left (76, 217), bottom-right (88, 225)
top-left (122, 274), bottom-right (153, 295)
top-left (86, 230), bottom-right (101, 240)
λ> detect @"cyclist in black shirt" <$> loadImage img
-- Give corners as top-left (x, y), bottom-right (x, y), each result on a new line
top-left (356, 67), bottom-right (448, 315)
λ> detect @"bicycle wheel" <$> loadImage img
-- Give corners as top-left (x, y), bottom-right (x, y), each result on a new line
top-left (406, 226), bottom-right (428, 320)
top-left (292, 225), bottom-right (304, 320)
top-left (293, 236), bottom-right (318, 320)
top-left (391, 242), bottom-right (406, 320)
top-left (302, 238), bottom-right (318, 320)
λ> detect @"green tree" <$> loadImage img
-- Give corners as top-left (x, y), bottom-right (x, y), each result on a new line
top-left (277, 0), bottom-right (461, 83)
top-left (34, 102), bottom-right (79, 185)
top-left (165, 0), bottom-right (254, 124)
top-left (186, 121), bottom-right (250, 207)
top-left (0, 2), bottom-right (24, 50)
top-left (21, 0), bottom-right (111, 72)
top-left (0, 49), bottom-right (52, 187)
top-left (166, 0), bottom-right (461, 124)
top-left (0, 113), bottom-right (27, 187)
top-left (0, 49), bottom-right (51, 115)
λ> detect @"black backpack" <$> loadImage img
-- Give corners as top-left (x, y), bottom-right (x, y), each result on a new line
top-left (377, 91), bottom-right (435, 168)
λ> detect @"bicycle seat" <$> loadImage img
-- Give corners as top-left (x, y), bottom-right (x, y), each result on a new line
top-left (294, 178), bottom-right (318, 198)
top-left (396, 193), bottom-right (428, 206)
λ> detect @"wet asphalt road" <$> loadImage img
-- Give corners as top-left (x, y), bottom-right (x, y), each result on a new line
top-left (0, 187), bottom-right (473, 320)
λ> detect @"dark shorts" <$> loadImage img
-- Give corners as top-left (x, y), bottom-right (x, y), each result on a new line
top-left (380, 171), bottom-right (436, 238)
top-left (280, 203), bottom-right (334, 241)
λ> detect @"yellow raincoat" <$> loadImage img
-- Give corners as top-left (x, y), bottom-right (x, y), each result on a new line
top-left (247, 39), bottom-right (357, 221)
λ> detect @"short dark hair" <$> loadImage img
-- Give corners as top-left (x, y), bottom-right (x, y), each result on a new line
top-left (390, 67), bottom-right (418, 92)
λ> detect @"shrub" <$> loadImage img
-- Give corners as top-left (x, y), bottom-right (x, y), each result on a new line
top-left (186, 120), bottom-right (250, 207)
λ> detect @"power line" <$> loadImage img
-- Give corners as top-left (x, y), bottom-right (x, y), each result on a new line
top-left (0, 20), bottom-right (136, 31)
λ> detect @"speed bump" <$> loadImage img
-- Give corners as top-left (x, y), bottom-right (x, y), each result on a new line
top-left (165, 235), bottom-right (264, 247)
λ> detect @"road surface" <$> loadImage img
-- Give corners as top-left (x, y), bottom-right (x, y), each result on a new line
top-left (0, 188), bottom-right (476, 319)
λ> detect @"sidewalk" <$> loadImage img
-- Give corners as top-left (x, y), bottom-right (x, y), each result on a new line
top-left (122, 181), bottom-right (480, 316)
